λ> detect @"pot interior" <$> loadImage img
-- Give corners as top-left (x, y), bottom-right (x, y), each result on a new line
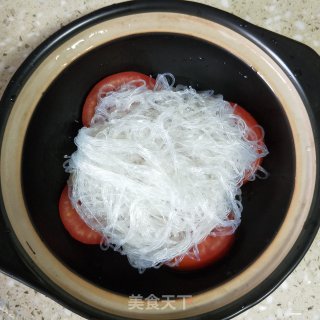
top-left (22, 32), bottom-right (294, 297)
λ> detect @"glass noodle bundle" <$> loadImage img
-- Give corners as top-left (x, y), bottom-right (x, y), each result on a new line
top-left (64, 74), bottom-right (268, 272)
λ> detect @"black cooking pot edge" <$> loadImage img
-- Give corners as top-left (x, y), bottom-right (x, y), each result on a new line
top-left (0, 1), bottom-right (319, 319)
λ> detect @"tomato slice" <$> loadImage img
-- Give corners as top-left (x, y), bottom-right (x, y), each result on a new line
top-left (170, 233), bottom-right (235, 271)
top-left (82, 71), bottom-right (156, 126)
top-left (231, 102), bottom-right (264, 183)
top-left (169, 213), bottom-right (236, 271)
top-left (59, 185), bottom-right (103, 244)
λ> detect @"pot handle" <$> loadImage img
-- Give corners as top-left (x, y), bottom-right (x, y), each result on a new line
top-left (241, 22), bottom-right (320, 117)
top-left (0, 213), bottom-right (48, 294)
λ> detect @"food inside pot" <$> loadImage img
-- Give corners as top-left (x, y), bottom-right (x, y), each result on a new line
top-left (59, 72), bottom-right (268, 273)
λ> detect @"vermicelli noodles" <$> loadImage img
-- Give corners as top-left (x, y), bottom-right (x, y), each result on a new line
top-left (64, 73), bottom-right (268, 271)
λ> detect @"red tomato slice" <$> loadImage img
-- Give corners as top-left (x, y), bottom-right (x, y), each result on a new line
top-left (82, 71), bottom-right (156, 126)
top-left (231, 102), bottom-right (264, 183)
top-left (59, 185), bottom-right (103, 244)
top-left (170, 233), bottom-right (235, 271)
top-left (169, 213), bottom-right (236, 271)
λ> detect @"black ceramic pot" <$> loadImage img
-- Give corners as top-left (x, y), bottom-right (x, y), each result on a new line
top-left (0, 1), bottom-right (320, 319)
